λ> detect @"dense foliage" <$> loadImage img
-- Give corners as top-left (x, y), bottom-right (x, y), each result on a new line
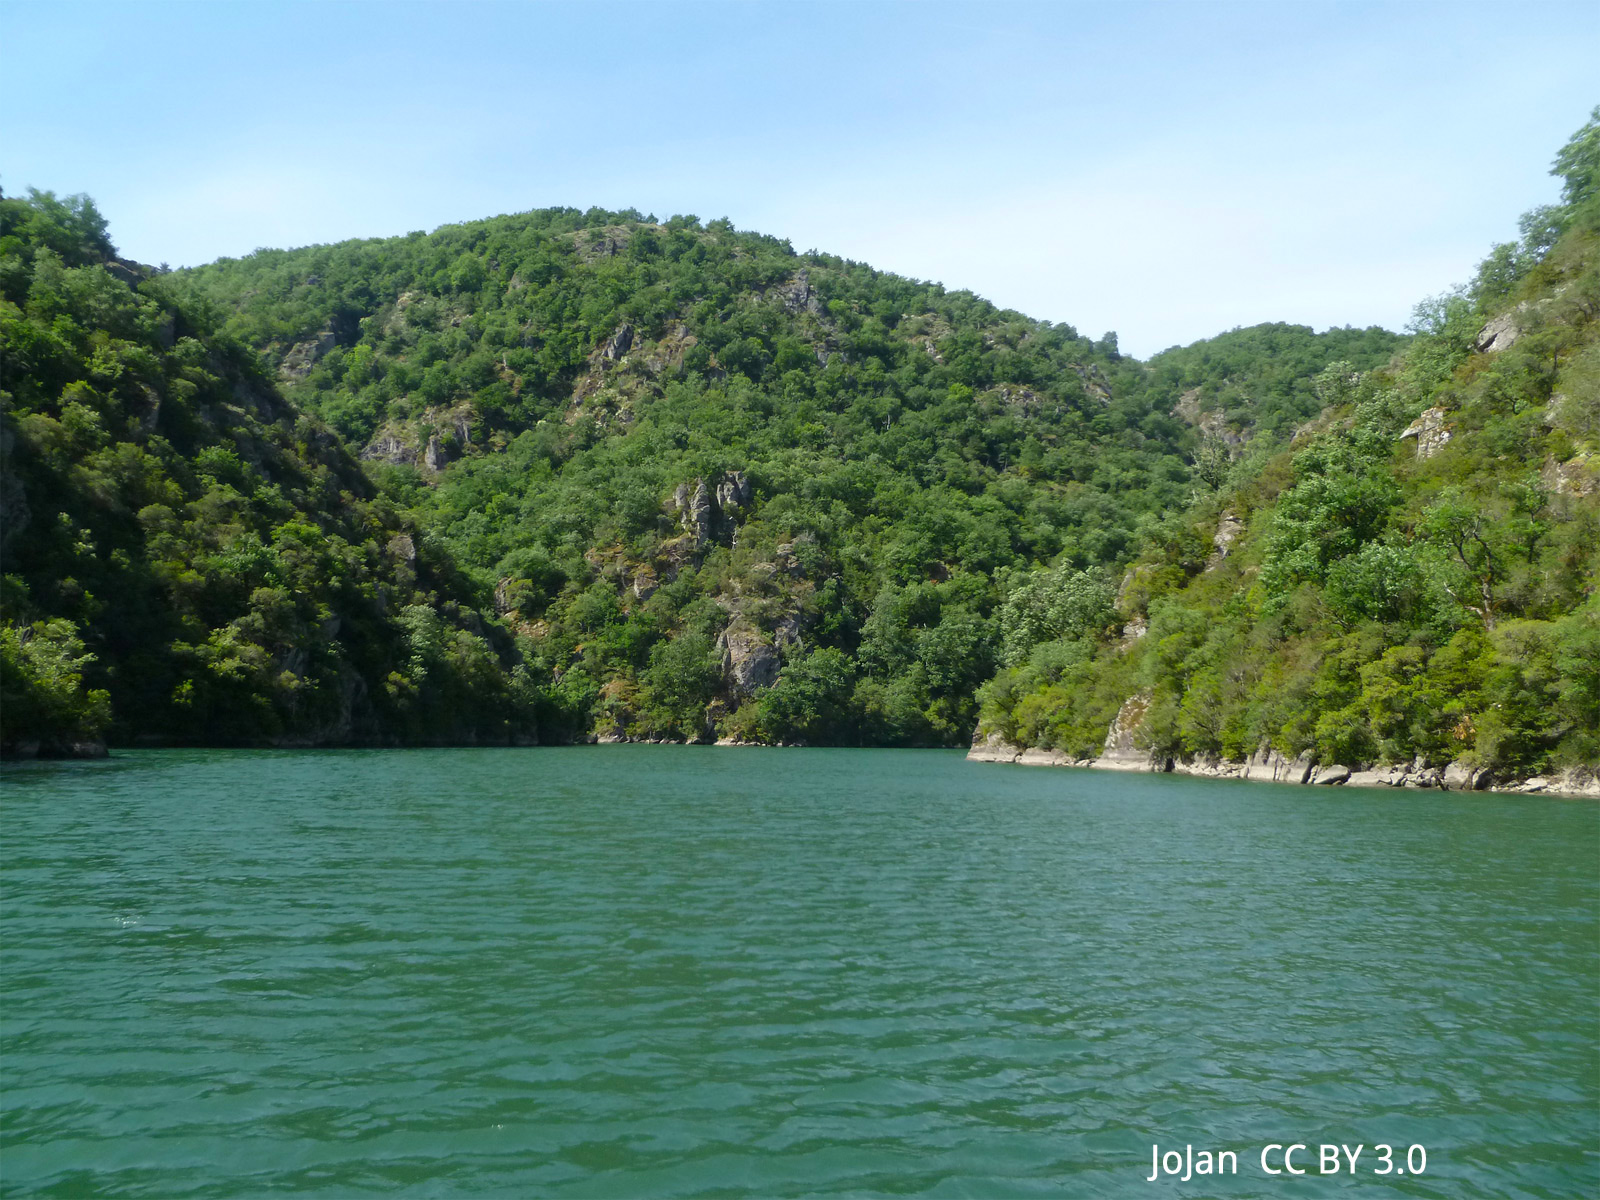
top-left (174, 207), bottom-right (1395, 747)
top-left (8, 110), bottom-right (1591, 772)
top-left (977, 109), bottom-right (1600, 778)
top-left (0, 190), bottom-right (538, 752)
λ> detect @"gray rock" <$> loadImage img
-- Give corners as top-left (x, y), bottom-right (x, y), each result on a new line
top-left (675, 472), bottom-right (750, 548)
top-left (967, 731), bottom-right (1023, 763)
top-left (1207, 510), bottom-right (1245, 568)
top-left (1093, 690), bottom-right (1164, 771)
top-left (1345, 769), bottom-right (1392, 788)
top-left (1241, 744), bottom-right (1313, 783)
top-left (104, 259), bottom-right (145, 289)
top-left (279, 329), bottom-right (337, 381)
top-left (1313, 764), bottom-right (1351, 785)
top-left (718, 623), bottom-right (779, 696)
top-left (1475, 310), bottom-right (1520, 354)
top-left (386, 533), bottom-right (416, 566)
top-left (1018, 747), bottom-right (1076, 767)
top-left (361, 433), bottom-right (419, 466)
top-left (424, 435), bottom-right (448, 472)
top-left (602, 324), bottom-right (634, 361)
top-left (1399, 407), bottom-right (1453, 459)
top-left (715, 470), bottom-right (752, 511)
top-left (773, 612), bottom-right (806, 649)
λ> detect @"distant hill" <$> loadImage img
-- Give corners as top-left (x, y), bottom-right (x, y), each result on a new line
top-left (169, 209), bottom-right (1396, 747)
top-left (10, 107), bottom-right (1593, 773)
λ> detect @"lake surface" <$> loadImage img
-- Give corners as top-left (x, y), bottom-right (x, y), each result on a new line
top-left (1, 748), bottom-right (1596, 1198)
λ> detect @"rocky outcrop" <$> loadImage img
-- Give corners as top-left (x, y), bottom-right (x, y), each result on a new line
top-left (1174, 388), bottom-right (1246, 448)
top-left (1206, 510), bottom-right (1245, 568)
top-left (966, 733), bottom-right (1600, 796)
top-left (279, 330), bottom-right (337, 381)
top-left (673, 470), bottom-right (751, 550)
top-left (103, 258), bottom-right (146, 290)
top-left (715, 471), bottom-right (752, 512)
top-left (602, 324), bottom-right (634, 361)
top-left (1240, 744), bottom-right (1315, 783)
top-left (1503, 769), bottom-right (1600, 798)
top-left (1475, 310), bottom-right (1521, 354)
top-left (1018, 747), bottom-right (1081, 767)
top-left (675, 479), bottom-right (715, 545)
top-left (1541, 452), bottom-right (1598, 497)
top-left (967, 731), bottom-right (1024, 763)
top-left (1399, 407), bottom-right (1453, 459)
top-left (1071, 363), bottom-right (1113, 404)
top-left (780, 269), bottom-right (828, 318)
top-left (717, 622), bottom-right (780, 696)
top-left (362, 432), bottom-right (417, 466)
top-left (1093, 690), bottom-right (1164, 772)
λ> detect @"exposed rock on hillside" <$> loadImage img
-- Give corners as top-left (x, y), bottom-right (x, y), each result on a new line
top-left (1399, 406), bottom-right (1453, 458)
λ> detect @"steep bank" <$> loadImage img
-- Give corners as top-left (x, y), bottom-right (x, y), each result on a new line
top-left (970, 109), bottom-right (1600, 790)
top-left (1, 190), bottom-right (539, 752)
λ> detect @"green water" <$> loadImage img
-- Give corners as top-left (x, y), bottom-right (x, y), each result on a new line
top-left (1, 748), bottom-right (1595, 1197)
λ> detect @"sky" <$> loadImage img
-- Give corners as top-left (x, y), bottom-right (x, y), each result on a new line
top-left (3, 0), bottom-right (1596, 358)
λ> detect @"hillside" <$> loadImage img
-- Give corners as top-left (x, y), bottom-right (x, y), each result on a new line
top-left (173, 211), bottom-right (1397, 747)
top-left (7, 111), bottom-right (1592, 765)
top-left (0, 191), bottom-right (538, 754)
top-left (976, 109), bottom-right (1600, 786)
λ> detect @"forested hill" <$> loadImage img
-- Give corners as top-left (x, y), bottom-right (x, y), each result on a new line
top-left (6, 111), bottom-right (1593, 769)
top-left (978, 110), bottom-right (1600, 784)
top-left (168, 206), bottom-right (1396, 747)
top-left (0, 192), bottom-right (539, 754)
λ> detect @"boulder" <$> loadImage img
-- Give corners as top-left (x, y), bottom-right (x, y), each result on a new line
top-left (968, 731), bottom-right (1023, 763)
top-left (1241, 744), bottom-right (1314, 783)
top-left (1312, 764), bottom-right (1351, 785)
top-left (1346, 765), bottom-right (1407, 788)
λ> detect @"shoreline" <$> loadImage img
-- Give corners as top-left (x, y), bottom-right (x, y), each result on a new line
top-left (966, 734), bottom-right (1600, 799)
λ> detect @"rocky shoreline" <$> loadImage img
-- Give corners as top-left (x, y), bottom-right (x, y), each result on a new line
top-left (966, 732), bottom-right (1600, 799)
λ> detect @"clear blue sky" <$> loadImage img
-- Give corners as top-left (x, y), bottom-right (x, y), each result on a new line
top-left (4, 0), bottom-right (1595, 357)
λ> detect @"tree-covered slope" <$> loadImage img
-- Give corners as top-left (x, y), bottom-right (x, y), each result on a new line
top-left (977, 110), bottom-right (1600, 780)
top-left (175, 209), bottom-right (1399, 746)
top-left (0, 190), bottom-right (539, 753)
